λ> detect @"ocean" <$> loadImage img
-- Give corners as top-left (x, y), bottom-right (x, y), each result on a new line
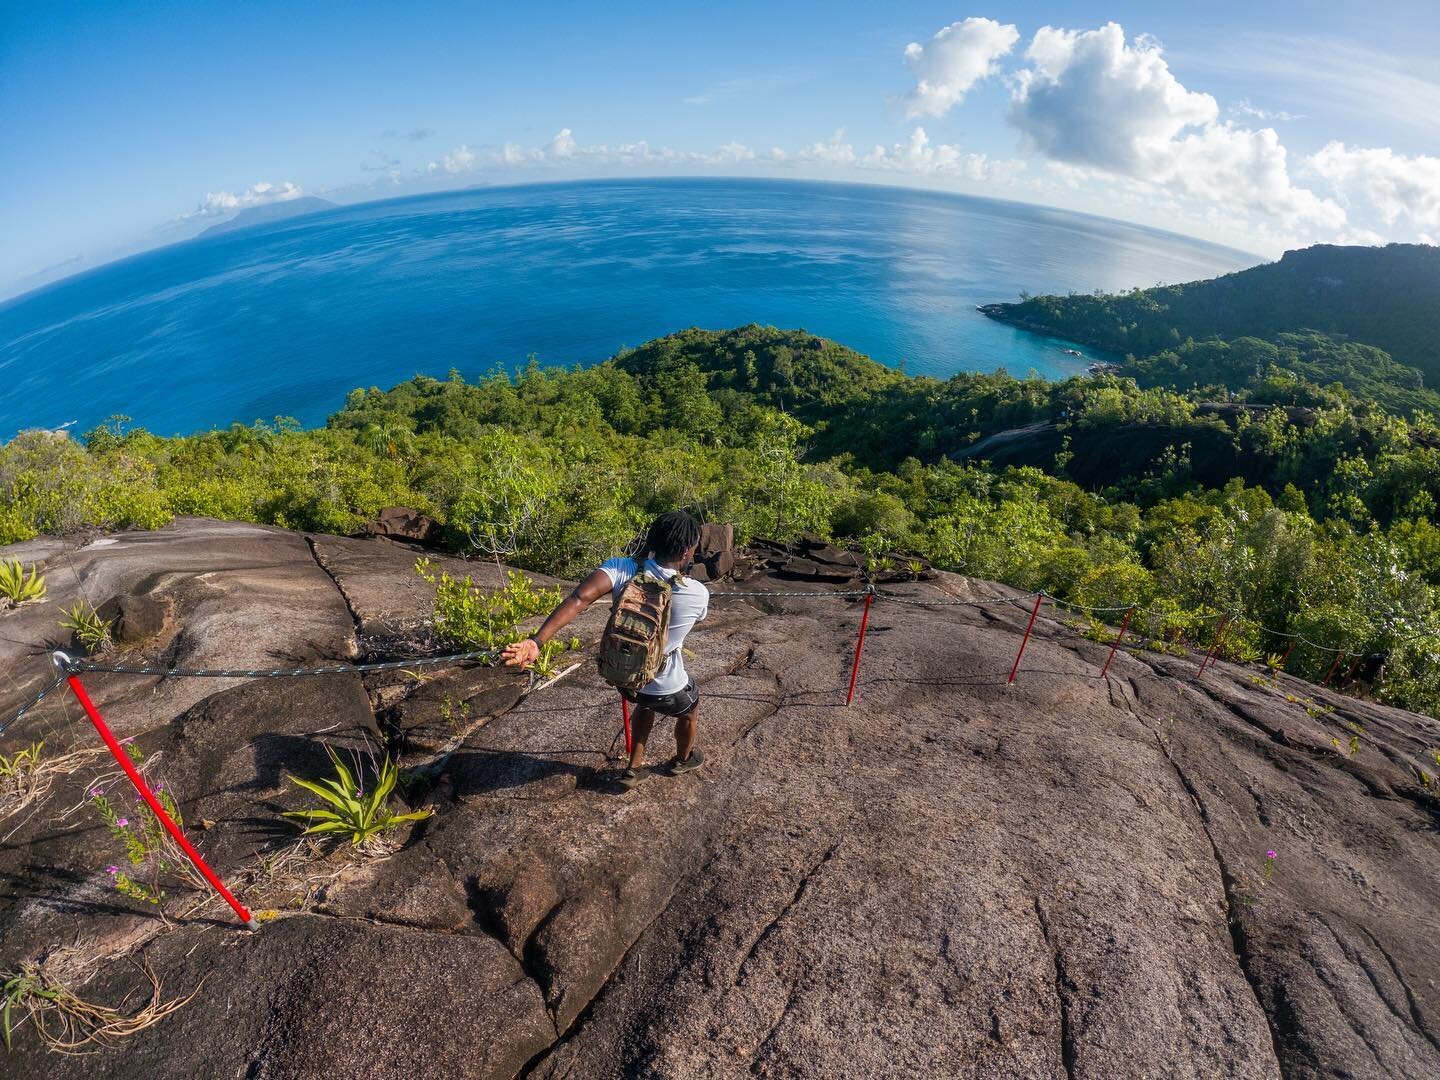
top-left (0, 178), bottom-right (1254, 439)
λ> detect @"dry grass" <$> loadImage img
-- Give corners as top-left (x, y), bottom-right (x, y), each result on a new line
top-left (178, 836), bottom-right (368, 923)
top-left (2, 948), bottom-right (201, 1055)
top-left (0, 744), bottom-right (105, 835)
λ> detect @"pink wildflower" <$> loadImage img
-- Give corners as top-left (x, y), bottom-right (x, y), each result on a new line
top-left (116, 817), bottom-right (129, 827)
top-left (1266, 850), bottom-right (1277, 860)
top-left (89, 786), bottom-right (104, 797)
top-left (106, 866), bottom-right (119, 876)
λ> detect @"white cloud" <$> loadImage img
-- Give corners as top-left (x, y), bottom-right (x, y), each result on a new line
top-left (1308, 142), bottom-right (1440, 228)
top-left (795, 129), bottom-right (857, 165)
top-left (862, 127), bottom-right (1024, 182)
top-left (546, 128), bottom-right (577, 158)
top-left (1011, 24), bottom-right (1217, 171)
top-left (193, 180), bottom-right (303, 216)
top-left (1009, 23), bottom-right (1343, 230)
top-left (1229, 99), bottom-right (1304, 123)
top-left (1158, 123), bottom-right (1344, 228)
top-left (788, 126), bottom-right (1023, 184)
top-left (1331, 227), bottom-right (1388, 246)
top-left (712, 141), bottom-right (756, 163)
top-left (427, 144), bottom-right (477, 174)
top-left (902, 17), bottom-right (1019, 117)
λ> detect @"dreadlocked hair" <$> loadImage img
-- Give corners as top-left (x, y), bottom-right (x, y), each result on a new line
top-left (645, 511), bottom-right (701, 563)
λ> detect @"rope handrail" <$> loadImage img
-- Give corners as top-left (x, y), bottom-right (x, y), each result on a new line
top-left (1034, 592), bottom-right (1366, 654)
top-left (708, 588), bottom-right (871, 599)
top-left (0, 672), bottom-right (68, 738)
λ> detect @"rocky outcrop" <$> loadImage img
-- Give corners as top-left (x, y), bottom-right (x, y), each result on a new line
top-left (1, 518), bottom-right (1438, 1078)
top-left (356, 505), bottom-right (445, 547)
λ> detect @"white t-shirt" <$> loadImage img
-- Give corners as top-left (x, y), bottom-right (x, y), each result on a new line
top-left (599, 556), bottom-right (709, 695)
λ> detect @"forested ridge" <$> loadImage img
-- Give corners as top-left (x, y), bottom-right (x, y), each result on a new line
top-left (986, 242), bottom-right (1440, 388)
top-left (3, 299), bottom-right (1439, 715)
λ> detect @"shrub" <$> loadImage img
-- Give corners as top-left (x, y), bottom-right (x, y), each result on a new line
top-left (284, 746), bottom-right (432, 847)
top-left (415, 559), bottom-right (562, 652)
top-left (0, 560), bottom-right (46, 608)
top-left (60, 602), bottom-right (111, 653)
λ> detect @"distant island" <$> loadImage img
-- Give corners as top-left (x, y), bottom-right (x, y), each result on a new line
top-left (200, 196), bottom-right (337, 238)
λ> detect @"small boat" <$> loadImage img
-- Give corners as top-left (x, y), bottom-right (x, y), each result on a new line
top-left (1062, 348), bottom-right (1083, 357)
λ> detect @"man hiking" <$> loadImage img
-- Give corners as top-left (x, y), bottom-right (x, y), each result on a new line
top-left (502, 511), bottom-right (710, 790)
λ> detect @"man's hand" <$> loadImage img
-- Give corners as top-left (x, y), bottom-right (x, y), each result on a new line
top-left (501, 569), bottom-right (611, 669)
top-left (502, 637), bottom-right (540, 668)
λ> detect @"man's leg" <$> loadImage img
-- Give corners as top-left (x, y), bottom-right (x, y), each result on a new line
top-left (628, 705), bottom-right (657, 771)
top-left (674, 704), bottom-right (698, 763)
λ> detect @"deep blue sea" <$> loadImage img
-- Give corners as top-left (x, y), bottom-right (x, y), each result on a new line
top-left (0, 178), bottom-right (1254, 439)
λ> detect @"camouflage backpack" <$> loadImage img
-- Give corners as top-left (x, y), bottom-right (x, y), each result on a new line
top-left (597, 565), bottom-right (677, 694)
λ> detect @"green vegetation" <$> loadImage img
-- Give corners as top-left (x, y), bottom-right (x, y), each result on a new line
top-left (989, 243), bottom-right (1440, 385)
top-left (1, 300), bottom-right (1438, 716)
top-left (89, 749), bottom-right (207, 907)
top-left (532, 637), bottom-right (582, 679)
top-left (284, 746), bottom-right (432, 846)
top-left (0, 560), bottom-right (46, 608)
top-left (0, 742), bottom-right (44, 800)
top-left (59, 602), bottom-right (111, 653)
top-left (415, 559), bottom-right (563, 651)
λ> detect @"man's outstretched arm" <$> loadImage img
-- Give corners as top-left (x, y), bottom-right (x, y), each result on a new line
top-left (502, 569), bottom-right (613, 667)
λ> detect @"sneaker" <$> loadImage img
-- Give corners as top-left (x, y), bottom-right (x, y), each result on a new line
top-left (668, 749), bottom-right (705, 776)
top-left (617, 767), bottom-right (652, 791)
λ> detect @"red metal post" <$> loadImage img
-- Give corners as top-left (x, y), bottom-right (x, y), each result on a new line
top-left (1322, 651), bottom-right (1346, 687)
top-left (1278, 639), bottom-right (1297, 670)
top-left (1008, 593), bottom-right (1044, 686)
top-left (64, 674), bottom-right (256, 928)
top-left (1196, 615), bottom-right (1232, 678)
top-left (1342, 655), bottom-right (1364, 686)
top-left (1099, 606), bottom-right (1134, 681)
top-left (621, 695), bottom-right (632, 755)
top-left (845, 590), bottom-right (875, 706)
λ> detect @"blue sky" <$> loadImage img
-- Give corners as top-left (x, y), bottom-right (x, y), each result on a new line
top-left (3, 1), bottom-right (1438, 295)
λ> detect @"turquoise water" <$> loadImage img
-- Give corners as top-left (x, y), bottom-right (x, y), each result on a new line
top-left (0, 178), bottom-right (1253, 438)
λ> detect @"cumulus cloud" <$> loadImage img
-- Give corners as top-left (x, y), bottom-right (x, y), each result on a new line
top-left (790, 127), bottom-right (1023, 183)
top-left (546, 128), bottom-right (577, 158)
top-left (902, 17), bottom-right (1019, 117)
top-left (409, 126), bottom-right (1023, 191)
top-left (427, 144), bottom-right (477, 174)
top-left (1158, 123), bottom-right (1344, 228)
top-left (1308, 142), bottom-right (1440, 228)
top-left (795, 129), bottom-right (857, 165)
top-left (1008, 22), bottom-right (1343, 229)
top-left (193, 180), bottom-right (303, 216)
top-left (713, 141), bottom-right (757, 163)
top-left (863, 127), bottom-right (1025, 182)
top-left (1011, 24), bottom-right (1217, 171)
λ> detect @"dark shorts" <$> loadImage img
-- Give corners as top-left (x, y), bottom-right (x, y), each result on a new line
top-left (627, 679), bottom-right (700, 717)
